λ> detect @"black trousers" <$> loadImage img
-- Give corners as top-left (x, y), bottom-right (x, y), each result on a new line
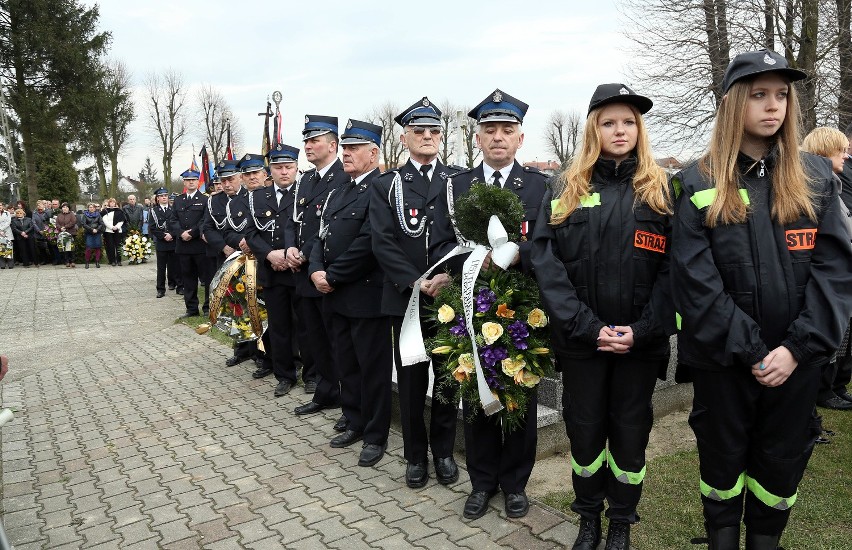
top-left (15, 236), bottom-right (35, 265)
top-left (560, 353), bottom-right (660, 523)
top-left (300, 295), bottom-right (338, 406)
top-left (178, 252), bottom-right (208, 313)
top-left (265, 285), bottom-right (297, 383)
top-left (820, 320), bottom-right (852, 400)
top-left (332, 312), bottom-right (392, 445)
top-left (292, 294), bottom-right (312, 383)
top-left (463, 390), bottom-right (537, 494)
top-left (155, 249), bottom-right (179, 293)
top-left (104, 232), bottom-right (122, 264)
top-left (690, 364), bottom-right (821, 535)
top-left (392, 316), bottom-right (457, 464)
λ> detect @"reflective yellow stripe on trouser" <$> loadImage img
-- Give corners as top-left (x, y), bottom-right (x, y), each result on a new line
top-left (700, 472), bottom-right (746, 501)
top-left (747, 475), bottom-right (798, 510)
top-left (571, 449), bottom-right (606, 478)
top-left (607, 453), bottom-right (646, 485)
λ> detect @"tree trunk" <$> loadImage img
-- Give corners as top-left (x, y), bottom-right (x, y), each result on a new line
top-left (763, 0), bottom-right (775, 49)
top-left (838, 0), bottom-right (852, 131)
top-left (21, 123), bottom-right (37, 202)
top-left (703, 0), bottom-right (731, 105)
top-left (96, 155), bottom-right (107, 199)
top-left (109, 155), bottom-right (119, 198)
top-left (796, 0), bottom-right (819, 132)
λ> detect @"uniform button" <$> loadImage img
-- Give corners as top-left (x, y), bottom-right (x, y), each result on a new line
top-left (366, 279), bottom-right (370, 283)
top-left (429, 205), bottom-right (434, 210)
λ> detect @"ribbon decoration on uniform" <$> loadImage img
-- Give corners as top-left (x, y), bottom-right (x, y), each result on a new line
top-left (207, 250), bottom-right (266, 352)
top-left (399, 215), bottom-right (518, 416)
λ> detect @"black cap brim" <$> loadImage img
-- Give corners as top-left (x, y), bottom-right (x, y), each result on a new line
top-left (723, 67), bottom-right (808, 94)
top-left (588, 95), bottom-right (653, 116)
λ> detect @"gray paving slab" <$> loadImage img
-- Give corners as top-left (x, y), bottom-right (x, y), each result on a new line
top-left (0, 261), bottom-right (583, 548)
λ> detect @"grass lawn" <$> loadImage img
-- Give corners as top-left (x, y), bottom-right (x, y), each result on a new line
top-left (541, 408), bottom-right (852, 550)
top-left (174, 288), bottom-right (235, 348)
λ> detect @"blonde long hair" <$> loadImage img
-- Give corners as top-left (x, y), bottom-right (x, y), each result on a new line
top-left (698, 79), bottom-right (814, 227)
top-left (550, 104), bottom-right (669, 224)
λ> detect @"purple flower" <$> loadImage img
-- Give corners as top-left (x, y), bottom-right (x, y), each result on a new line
top-left (508, 320), bottom-right (530, 349)
top-left (480, 345), bottom-right (508, 368)
top-left (449, 316), bottom-right (468, 337)
top-left (476, 288), bottom-right (497, 313)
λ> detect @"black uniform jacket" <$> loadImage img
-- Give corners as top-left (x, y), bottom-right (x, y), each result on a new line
top-left (148, 205), bottom-right (175, 252)
top-left (429, 161), bottom-right (548, 275)
top-left (245, 185), bottom-right (296, 288)
top-left (287, 159), bottom-right (349, 298)
top-left (81, 213), bottom-right (105, 235)
top-left (309, 168), bottom-right (384, 318)
top-left (530, 157), bottom-right (672, 363)
top-left (370, 160), bottom-right (457, 316)
top-left (203, 191), bottom-right (234, 258)
top-left (672, 151), bottom-right (852, 371)
top-left (839, 157), bottom-right (852, 212)
top-left (169, 192), bottom-right (207, 255)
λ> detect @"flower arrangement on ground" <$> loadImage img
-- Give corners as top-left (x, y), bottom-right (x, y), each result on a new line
top-left (207, 253), bottom-right (267, 343)
top-left (427, 183), bottom-right (553, 432)
top-left (121, 229), bottom-right (152, 264)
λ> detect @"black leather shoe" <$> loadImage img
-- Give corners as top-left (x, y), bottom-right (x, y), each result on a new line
top-left (330, 429), bottom-right (363, 448)
top-left (604, 521), bottom-right (630, 550)
top-left (463, 490), bottom-right (497, 520)
top-left (274, 380), bottom-right (293, 397)
top-left (225, 355), bottom-right (249, 367)
top-left (358, 443), bottom-right (386, 467)
top-left (294, 401), bottom-right (333, 415)
top-left (837, 390), bottom-right (852, 403)
top-left (156, 291), bottom-right (165, 298)
top-left (434, 456), bottom-right (459, 485)
top-left (333, 415), bottom-right (348, 432)
top-left (304, 380), bottom-right (317, 394)
top-left (202, 306), bottom-right (210, 315)
top-left (817, 395), bottom-right (852, 410)
top-left (252, 366), bottom-right (274, 379)
top-left (745, 530), bottom-right (780, 550)
top-left (504, 492), bottom-right (529, 518)
top-left (406, 462), bottom-right (428, 488)
top-left (180, 310), bottom-right (199, 318)
top-left (176, 287), bottom-right (184, 295)
top-left (572, 516), bottom-right (601, 550)
top-left (168, 285), bottom-right (176, 290)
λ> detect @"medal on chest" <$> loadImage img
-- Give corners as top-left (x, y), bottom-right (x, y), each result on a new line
top-left (520, 220), bottom-right (529, 242)
top-left (315, 204), bottom-right (322, 217)
top-left (409, 208), bottom-right (419, 226)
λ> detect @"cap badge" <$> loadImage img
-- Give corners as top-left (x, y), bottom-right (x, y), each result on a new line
top-left (276, 144), bottom-right (282, 150)
top-left (493, 91), bottom-right (503, 103)
top-left (305, 115), bottom-right (310, 123)
top-left (422, 98), bottom-right (430, 107)
top-left (763, 53), bottom-right (777, 65)
top-left (619, 87), bottom-right (629, 95)
top-left (346, 120), bottom-right (353, 130)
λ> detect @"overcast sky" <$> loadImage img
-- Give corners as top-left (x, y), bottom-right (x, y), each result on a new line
top-left (88, 0), bottom-right (640, 181)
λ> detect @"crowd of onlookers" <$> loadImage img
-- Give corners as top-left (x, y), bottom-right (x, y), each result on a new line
top-left (0, 194), bottom-right (150, 269)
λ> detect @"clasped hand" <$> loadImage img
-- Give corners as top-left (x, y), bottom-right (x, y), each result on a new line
top-left (597, 325), bottom-right (634, 354)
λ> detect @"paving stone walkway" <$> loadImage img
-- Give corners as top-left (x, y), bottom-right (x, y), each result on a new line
top-left (0, 262), bottom-right (581, 549)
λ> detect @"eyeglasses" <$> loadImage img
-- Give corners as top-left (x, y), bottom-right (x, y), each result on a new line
top-left (409, 127), bottom-right (442, 136)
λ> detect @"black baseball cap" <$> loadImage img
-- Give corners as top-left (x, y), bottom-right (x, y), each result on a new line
top-left (721, 49), bottom-right (807, 94)
top-left (587, 83), bottom-right (653, 115)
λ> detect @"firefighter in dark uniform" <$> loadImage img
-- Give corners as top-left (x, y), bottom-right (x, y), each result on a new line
top-left (370, 97), bottom-right (460, 488)
top-left (530, 84), bottom-right (673, 550)
top-left (244, 144), bottom-right (302, 397)
top-left (429, 89), bottom-right (548, 520)
top-left (230, 153), bottom-right (275, 380)
top-left (210, 159), bottom-right (255, 369)
top-left (671, 50), bottom-right (852, 550)
top-left (149, 187), bottom-right (180, 298)
top-left (309, 119), bottom-right (392, 467)
top-left (170, 167), bottom-right (209, 317)
top-left (290, 115), bottom-right (349, 423)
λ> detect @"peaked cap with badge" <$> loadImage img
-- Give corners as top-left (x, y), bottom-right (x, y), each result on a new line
top-left (238, 153), bottom-right (265, 174)
top-left (267, 143), bottom-right (300, 164)
top-left (302, 115), bottom-right (338, 140)
top-left (721, 49), bottom-right (807, 93)
top-left (394, 97), bottom-right (442, 127)
top-left (340, 119), bottom-right (382, 147)
top-left (180, 168), bottom-right (200, 180)
top-left (587, 83), bottom-right (653, 115)
top-left (468, 89), bottom-right (528, 124)
top-left (217, 159), bottom-right (240, 179)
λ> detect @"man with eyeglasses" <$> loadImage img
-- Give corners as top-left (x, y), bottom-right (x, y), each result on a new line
top-left (370, 97), bottom-right (462, 488)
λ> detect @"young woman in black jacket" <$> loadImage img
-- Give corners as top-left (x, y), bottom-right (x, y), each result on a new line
top-left (671, 50), bottom-right (852, 550)
top-left (530, 84), bottom-right (672, 550)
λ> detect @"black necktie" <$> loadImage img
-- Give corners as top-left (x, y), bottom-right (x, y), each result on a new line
top-left (276, 187), bottom-right (286, 206)
top-left (493, 171), bottom-right (502, 187)
top-left (420, 165), bottom-right (431, 184)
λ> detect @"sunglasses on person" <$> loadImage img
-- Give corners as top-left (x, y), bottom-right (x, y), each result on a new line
top-left (409, 127), bottom-right (442, 136)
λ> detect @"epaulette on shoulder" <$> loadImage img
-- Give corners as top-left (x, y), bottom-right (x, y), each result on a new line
top-left (445, 164), bottom-right (466, 175)
top-left (448, 167), bottom-right (473, 178)
top-left (378, 168), bottom-right (398, 178)
top-left (523, 165), bottom-right (547, 176)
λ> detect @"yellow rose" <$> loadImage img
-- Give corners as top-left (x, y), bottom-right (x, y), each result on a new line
top-left (501, 357), bottom-right (526, 377)
top-left (437, 304), bottom-right (455, 323)
top-left (514, 369), bottom-right (541, 388)
top-left (457, 353), bottom-right (475, 373)
top-left (481, 322), bottom-right (504, 345)
top-left (527, 308), bottom-right (548, 328)
top-left (235, 282), bottom-right (246, 293)
top-left (431, 345), bottom-right (453, 355)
